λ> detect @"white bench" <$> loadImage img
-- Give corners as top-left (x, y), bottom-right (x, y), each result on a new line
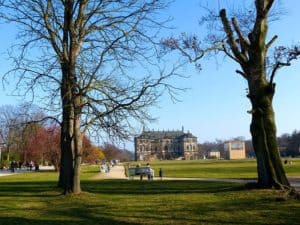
top-left (128, 167), bottom-right (154, 180)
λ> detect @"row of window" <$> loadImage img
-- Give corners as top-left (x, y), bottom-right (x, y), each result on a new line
top-left (137, 139), bottom-right (179, 144)
top-left (137, 138), bottom-right (196, 144)
top-left (138, 144), bottom-right (196, 152)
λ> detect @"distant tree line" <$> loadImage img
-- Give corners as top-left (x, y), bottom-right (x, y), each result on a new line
top-left (199, 132), bottom-right (300, 159)
top-left (0, 104), bottom-right (133, 170)
top-left (277, 132), bottom-right (300, 157)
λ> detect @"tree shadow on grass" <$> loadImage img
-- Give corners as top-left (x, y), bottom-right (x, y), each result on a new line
top-left (83, 180), bottom-right (245, 195)
top-left (0, 179), bottom-right (245, 197)
top-left (1, 179), bottom-right (297, 225)
top-left (0, 181), bottom-right (61, 197)
top-left (0, 216), bottom-right (141, 225)
top-left (190, 196), bottom-right (300, 225)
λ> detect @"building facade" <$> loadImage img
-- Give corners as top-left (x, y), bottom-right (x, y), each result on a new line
top-left (134, 129), bottom-right (198, 161)
top-left (208, 150), bottom-right (221, 159)
top-left (224, 140), bottom-right (246, 160)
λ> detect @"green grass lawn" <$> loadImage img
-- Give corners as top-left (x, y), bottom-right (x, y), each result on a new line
top-left (0, 164), bottom-right (299, 225)
top-left (128, 158), bottom-right (300, 179)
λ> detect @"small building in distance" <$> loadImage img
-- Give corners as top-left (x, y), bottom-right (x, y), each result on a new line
top-left (208, 150), bottom-right (221, 159)
top-left (224, 140), bottom-right (246, 160)
top-left (134, 128), bottom-right (198, 161)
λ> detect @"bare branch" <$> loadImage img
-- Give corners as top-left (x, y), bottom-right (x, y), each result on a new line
top-left (269, 45), bottom-right (300, 84)
top-left (235, 70), bottom-right (247, 78)
top-left (231, 17), bottom-right (250, 55)
top-left (266, 35), bottom-right (278, 49)
top-left (219, 9), bottom-right (247, 64)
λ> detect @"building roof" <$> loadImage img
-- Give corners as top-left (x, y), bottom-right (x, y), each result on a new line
top-left (136, 130), bottom-right (197, 139)
top-left (181, 133), bottom-right (197, 139)
top-left (224, 140), bottom-right (245, 143)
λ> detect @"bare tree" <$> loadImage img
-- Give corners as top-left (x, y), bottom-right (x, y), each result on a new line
top-left (0, 104), bottom-right (44, 165)
top-left (0, 0), bottom-right (181, 194)
top-left (0, 105), bottom-right (20, 163)
top-left (162, 0), bottom-right (300, 190)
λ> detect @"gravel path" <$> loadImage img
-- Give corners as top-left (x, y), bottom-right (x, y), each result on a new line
top-left (93, 165), bottom-right (127, 180)
top-left (0, 170), bottom-right (23, 177)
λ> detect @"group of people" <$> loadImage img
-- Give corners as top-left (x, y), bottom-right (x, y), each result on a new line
top-left (99, 160), bottom-right (117, 173)
top-left (9, 161), bottom-right (21, 172)
top-left (100, 162), bottom-right (110, 173)
top-left (9, 161), bottom-right (39, 172)
top-left (284, 159), bottom-right (293, 165)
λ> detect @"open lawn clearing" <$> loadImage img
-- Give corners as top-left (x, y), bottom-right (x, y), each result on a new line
top-left (128, 159), bottom-right (300, 179)
top-left (0, 166), bottom-right (299, 225)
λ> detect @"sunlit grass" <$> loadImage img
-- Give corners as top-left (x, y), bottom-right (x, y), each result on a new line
top-left (127, 158), bottom-right (300, 179)
top-left (0, 162), bottom-right (299, 225)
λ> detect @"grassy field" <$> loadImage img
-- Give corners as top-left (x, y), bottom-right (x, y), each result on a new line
top-left (0, 162), bottom-right (300, 225)
top-left (127, 158), bottom-right (300, 179)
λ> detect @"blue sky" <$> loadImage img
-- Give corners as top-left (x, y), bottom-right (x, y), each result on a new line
top-left (148, 0), bottom-right (300, 143)
top-left (0, 1), bottom-right (300, 149)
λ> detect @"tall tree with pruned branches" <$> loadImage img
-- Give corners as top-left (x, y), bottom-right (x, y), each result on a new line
top-left (162, 0), bottom-right (300, 190)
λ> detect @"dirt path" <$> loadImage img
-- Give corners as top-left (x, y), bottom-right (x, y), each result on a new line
top-left (93, 165), bottom-right (127, 180)
top-left (0, 170), bottom-right (22, 177)
top-left (0, 173), bottom-right (13, 177)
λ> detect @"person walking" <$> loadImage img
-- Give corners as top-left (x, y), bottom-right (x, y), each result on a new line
top-left (10, 161), bottom-right (15, 173)
top-left (146, 163), bottom-right (151, 180)
top-left (159, 168), bottom-right (163, 180)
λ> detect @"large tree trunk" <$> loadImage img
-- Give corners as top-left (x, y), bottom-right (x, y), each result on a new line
top-left (58, 64), bottom-right (76, 194)
top-left (59, 102), bottom-right (81, 194)
top-left (248, 79), bottom-right (290, 189)
top-left (59, 110), bottom-right (74, 194)
top-left (72, 96), bottom-right (82, 194)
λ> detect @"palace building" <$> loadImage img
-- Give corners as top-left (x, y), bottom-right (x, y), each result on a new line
top-left (134, 128), bottom-right (199, 161)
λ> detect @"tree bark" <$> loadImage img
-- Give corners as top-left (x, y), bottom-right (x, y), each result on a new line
top-left (248, 78), bottom-right (290, 189)
top-left (58, 62), bottom-right (76, 194)
top-left (72, 96), bottom-right (82, 194)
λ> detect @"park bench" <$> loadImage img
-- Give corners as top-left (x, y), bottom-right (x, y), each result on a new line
top-left (128, 167), bottom-right (154, 180)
